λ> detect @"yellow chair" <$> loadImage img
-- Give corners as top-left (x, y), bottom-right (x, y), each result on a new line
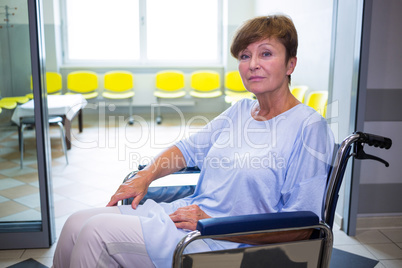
top-left (103, 71), bottom-right (135, 125)
top-left (27, 72), bottom-right (63, 99)
top-left (0, 98), bottom-right (17, 110)
top-left (66, 71), bottom-right (99, 99)
top-left (290, 85), bottom-right (308, 103)
top-left (154, 71), bottom-right (186, 124)
top-left (0, 87), bottom-right (27, 105)
top-left (306, 91), bottom-right (328, 118)
top-left (224, 70), bottom-right (254, 105)
top-left (189, 71), bottom-right (222, 98)
top-left (0, 96), bottom-right (29, 104)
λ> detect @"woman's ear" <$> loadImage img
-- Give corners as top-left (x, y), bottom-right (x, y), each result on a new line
top-left (286, 57), bottom-right (297, 75)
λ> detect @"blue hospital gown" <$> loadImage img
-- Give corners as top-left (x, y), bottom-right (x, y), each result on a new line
top-left (119, 99), bottom-right (335, 267)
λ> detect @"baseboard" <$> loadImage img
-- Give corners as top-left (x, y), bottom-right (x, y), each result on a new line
top-left (333, 213), bottom-right (402, 230)
top-left (334, 212), bottom-right (343, 228)
top-left (356, 214), bottom-right (402, 229)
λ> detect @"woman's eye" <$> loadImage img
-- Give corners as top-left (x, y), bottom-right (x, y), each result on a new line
top-left (239, 54), bottom-right (250, 60)
top-left (262, 52), bottom-right (272, 57)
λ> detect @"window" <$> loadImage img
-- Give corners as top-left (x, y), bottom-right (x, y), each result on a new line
top-left (62, 0), bottom-right (222, 65)
top-left (146, 0), bottom-right (219, 62)
top-left (64, 0), bottom-right (140, 61)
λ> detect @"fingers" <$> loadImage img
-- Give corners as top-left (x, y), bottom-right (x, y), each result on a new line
top-left (106, 177), bottom-right (149, 208)
top-left (106, 193), bottom-right (123, 207)
top-left (174, 221), bottom-right (195, 230)
top-left (106, 199), bottom-right (117, 207)
top-left (106, 184), bottom-right (124, 207)
top-left (107, 191), bottom-right (142, 209)
top-left (106, 185), bottom-right (128, 207)
top-left (170, 212), bottom-right (197, 230)
top-left (131, 195), bottom-right (143, 210)
top-left (169, 211), bottom-right (194, 223)
top-left (169, 205), bottom-right (210, 231)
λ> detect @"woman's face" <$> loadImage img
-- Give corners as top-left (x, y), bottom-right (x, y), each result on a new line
top-left (237, 38), bottom-right (296, 96)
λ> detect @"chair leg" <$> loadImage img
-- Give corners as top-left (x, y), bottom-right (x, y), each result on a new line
top-left (128, 98), bottom-right (134, 125)
top-left (156, 98), bottom-right (162, 124)
top-left (20, 124), bottom-right (27, 169)
top-left (57, 122), bottom-right (69, 164)
top-left (18, 126), bottom-right (22, 152)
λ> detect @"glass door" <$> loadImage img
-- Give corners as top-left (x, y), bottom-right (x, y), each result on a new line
top-left (0, 0), bottom-right (55, 249)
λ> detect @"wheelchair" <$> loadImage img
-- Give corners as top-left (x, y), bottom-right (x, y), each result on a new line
top-left (122, 132), bottom-right (392, 268)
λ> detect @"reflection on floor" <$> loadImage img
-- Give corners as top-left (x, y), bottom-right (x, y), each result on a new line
top-left (0, 114), bottom-right (401, 267)
top-left (0, 126), bottom-right (67, 222)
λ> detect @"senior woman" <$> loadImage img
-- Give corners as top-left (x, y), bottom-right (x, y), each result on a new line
top-left (53, 15), bottom-right (334, 268)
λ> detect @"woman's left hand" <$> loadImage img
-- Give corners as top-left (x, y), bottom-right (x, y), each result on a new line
top-left (169, 205), bottom-right (211, 231)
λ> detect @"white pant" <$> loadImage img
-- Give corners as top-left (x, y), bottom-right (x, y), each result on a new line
top-left (52, 207), bottom-right (155, 268)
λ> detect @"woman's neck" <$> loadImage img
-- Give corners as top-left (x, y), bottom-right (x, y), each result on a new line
top-left (252, 90), bottom-right (300, 121)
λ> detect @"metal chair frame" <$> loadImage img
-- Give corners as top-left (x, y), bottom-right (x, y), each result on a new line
top-left (19, 116), bottom-right (68, 168)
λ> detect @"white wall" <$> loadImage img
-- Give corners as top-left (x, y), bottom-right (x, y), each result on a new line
top-left (0, 0), bottom-right (32, 97)
top-left (254, 0), bottom-right (333, 94)
top-left (0, 0), bottom-right (29, 24)
top-left (225, 0), bottom-right (255, 71)
top-left (43, 0), bottom-right (63, 71)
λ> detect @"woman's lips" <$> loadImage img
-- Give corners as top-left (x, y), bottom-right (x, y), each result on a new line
top-left (248, 76), bottom-right (265, 81)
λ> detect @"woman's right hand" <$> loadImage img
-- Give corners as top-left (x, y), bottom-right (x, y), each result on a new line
top-left (107, 146), bottom-right (186, 209)
top-left (106, 172), bottom-right (152, 209)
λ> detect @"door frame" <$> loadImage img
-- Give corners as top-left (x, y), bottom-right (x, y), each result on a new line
top-left (0, 0), bottom-right (55, 249)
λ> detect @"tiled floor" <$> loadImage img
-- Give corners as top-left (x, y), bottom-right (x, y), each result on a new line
top-left (332, 226), bottom-right (402, 267)
top-left (1, 113), bottom-right (402, 267)
top-left (0, 125), bottom-right (69, 223)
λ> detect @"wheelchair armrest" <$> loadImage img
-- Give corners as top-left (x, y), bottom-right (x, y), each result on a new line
top-left (196, 211), bottom-right (319, 236)
top-left (122, 185), bottom-right (196, 205)
top-left (123, 166), bottom-right (201, 183)
top-left (121, 166), bottom-right (200, 205)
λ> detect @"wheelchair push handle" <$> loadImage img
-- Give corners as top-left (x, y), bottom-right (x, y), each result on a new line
top-left (356, 132), bottom-right (392, 149)
top-left (354, 132), bottom-right (392, 167)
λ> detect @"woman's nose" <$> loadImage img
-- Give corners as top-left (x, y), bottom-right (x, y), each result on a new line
top-left (249, 56), bottom-right (260, 71)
